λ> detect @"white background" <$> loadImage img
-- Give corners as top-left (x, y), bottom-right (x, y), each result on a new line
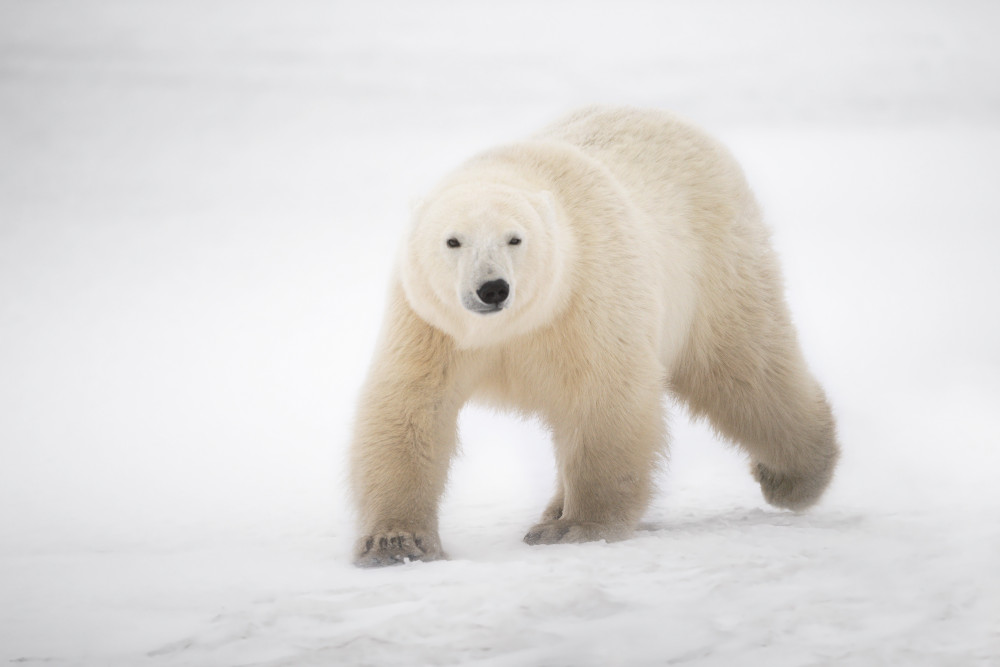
top-left (1, 1), bottom-right (998, 664)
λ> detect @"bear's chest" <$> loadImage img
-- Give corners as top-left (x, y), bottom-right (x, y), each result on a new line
top-left (464, 334), bottom-right (602, 415)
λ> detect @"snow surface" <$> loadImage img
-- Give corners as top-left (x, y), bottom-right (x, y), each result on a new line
top-left (2, 1), bottom-right (999, 664)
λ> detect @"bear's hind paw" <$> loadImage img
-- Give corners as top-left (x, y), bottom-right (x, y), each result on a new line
top-left (353, 530), bottom-right (446, 568)
top-left (753, 461), bottom-right (832, 511)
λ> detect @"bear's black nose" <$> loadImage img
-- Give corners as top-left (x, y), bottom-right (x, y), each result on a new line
top-left (477, 279), bottom-right (509, 305)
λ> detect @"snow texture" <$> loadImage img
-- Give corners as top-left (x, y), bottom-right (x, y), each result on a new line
top-left (1, 1), bottom-right (998, 665)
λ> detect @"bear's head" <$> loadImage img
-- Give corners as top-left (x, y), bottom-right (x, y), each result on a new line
top-left (399, 182), bottom-right (573, 349)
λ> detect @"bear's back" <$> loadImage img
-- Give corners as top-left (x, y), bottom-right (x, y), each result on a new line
top-left (536, 106), bottom-right (755, 240)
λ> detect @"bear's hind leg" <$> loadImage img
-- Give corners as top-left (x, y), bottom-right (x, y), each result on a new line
top-left (675, 337), bottom-right (840, 511)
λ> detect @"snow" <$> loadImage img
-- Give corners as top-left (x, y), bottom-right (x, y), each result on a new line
top-left (1, 0), bottom-right (999, 664)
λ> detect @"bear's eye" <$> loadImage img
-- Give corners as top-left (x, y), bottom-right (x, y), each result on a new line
top-left (446, 238), bottom-right (461, 248)
top-left (509, 237), bottom-right (522, 246)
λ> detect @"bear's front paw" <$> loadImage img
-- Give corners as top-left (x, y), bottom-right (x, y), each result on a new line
top-left (523, 519), bottom-right (631, 546)
top-left (353, 530), bottom-right (446, 568)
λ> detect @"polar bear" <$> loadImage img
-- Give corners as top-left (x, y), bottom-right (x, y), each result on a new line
top-left (350, 106), bottom-right (839, 567)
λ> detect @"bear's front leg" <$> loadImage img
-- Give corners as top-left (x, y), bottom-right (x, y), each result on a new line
top-left (350, 294), bottom-right (462, 567)
top-left (525, 388), bottom-right (664, 546)
top-left (351, 370), bottom-right (460, 566)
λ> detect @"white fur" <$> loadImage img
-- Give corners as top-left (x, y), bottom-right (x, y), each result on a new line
top-left (350, 106), bottom-right (840, 567)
